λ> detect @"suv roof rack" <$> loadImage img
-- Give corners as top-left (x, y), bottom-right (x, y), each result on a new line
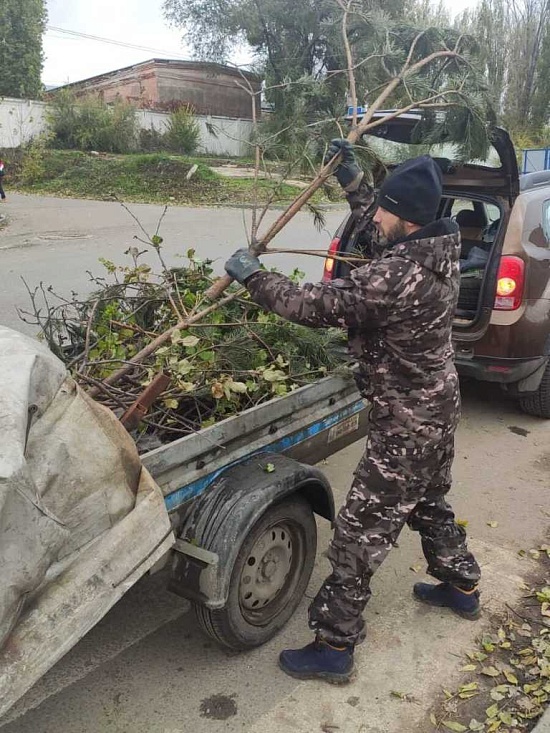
top-left (520, 170), bottom-right (550, 192)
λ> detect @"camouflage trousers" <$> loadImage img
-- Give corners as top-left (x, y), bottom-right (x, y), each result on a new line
top-left (309, 434), bottom-right (481, 647)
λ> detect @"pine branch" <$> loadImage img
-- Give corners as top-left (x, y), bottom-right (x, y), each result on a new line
top-left (204, 30), bottom-right (471, 301)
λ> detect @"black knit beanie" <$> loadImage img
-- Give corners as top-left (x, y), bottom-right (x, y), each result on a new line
top-left (377, 155), bottom-right (443, 226)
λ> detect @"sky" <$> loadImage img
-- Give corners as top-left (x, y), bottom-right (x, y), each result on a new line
top-left (42, 0), bottom-right (478, 88)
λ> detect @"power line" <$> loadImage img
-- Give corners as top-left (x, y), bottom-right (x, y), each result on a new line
top-left (45, 24), bottom-right (339, 67)
top-left (45, 25), bottom-right (191, 60)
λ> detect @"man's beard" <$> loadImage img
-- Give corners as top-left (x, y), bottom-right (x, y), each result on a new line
top-left (385, 219), bottom-right (410, 245)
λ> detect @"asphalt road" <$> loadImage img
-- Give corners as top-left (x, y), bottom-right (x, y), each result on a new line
top-left (0, 195), bottom-right (549, 733)
top-left (0, 194), bottom-right (346, 334)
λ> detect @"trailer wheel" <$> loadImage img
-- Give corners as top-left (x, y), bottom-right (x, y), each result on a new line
top-left (194, 496), bottom-right (317, 650)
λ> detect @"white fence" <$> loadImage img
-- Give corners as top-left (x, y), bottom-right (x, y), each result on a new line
top-left (0, 97), bottom-right (254, 157)
top-left (0, 98), bottom-right (46, 148)
top-left (137, 109), bottom-right (254, 157)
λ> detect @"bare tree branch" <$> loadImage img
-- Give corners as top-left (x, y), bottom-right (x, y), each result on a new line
top-left (204, 30), bottom-right (470, 300)
top-left (336, 0), bottom-right (358, 128)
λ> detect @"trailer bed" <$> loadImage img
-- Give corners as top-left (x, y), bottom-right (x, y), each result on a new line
top-left (142, 373), bottom-right (368, 518)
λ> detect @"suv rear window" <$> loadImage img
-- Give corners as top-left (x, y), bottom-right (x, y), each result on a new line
top-left (363, 136), bottom-right (503, 168)
top-left (440, 198), bottom-right (501, 244)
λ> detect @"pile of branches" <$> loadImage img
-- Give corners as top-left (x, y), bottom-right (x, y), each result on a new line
top-left (20, 244), bottom-right (346, 452)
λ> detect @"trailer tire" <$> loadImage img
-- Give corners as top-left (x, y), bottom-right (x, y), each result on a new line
top-left (194, 495), bottom-right (317, 650)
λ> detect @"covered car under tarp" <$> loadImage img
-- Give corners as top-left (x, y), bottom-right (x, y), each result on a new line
top-left (0, 326), bottom-right (173, 718)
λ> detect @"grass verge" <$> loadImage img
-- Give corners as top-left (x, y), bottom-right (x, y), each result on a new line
top-left (4, 150), bottom-right (334, 207)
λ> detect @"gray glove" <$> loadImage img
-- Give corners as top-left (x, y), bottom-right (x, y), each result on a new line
top-left (225, 248), bottom-right (262, 284)
top-left (324, 138), bottom-right (364, 192)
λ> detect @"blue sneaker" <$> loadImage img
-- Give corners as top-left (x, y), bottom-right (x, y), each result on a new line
top-left (414, 582), bottom-right (480, 620)
top-left (279, 639), bottom-right (355, 684)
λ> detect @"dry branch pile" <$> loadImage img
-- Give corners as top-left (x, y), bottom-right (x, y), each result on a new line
top-left (20, 245), bottom-right (347, 452)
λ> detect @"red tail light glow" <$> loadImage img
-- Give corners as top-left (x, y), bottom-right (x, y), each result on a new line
top-left (494, 256), bottom-right (525, 311)
top-left (323, 237), bottom-right (341, 281)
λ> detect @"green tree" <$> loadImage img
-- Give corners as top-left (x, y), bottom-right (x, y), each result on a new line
top-left (0, 0), bottom-right (47, 99)
top-left (163, 0), bottom-right (492, 162)
top-left (407, 0), bottom-right (452, 27)
top-left (531, 24), bottom-right (550, 128)
top-left (163, 0), bottom-right (409, 99)
top-left (456, 0), bottom-right (550, 131)
top-left (504, 0), bottom-right (549, 129)
top-left (165, 105), bottom-right (201, 154)
top-left (454, 0), bottom-right (510, 119)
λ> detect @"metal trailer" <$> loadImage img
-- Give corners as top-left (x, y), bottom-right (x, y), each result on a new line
top-left (0, 372), bottom-right (368, 718)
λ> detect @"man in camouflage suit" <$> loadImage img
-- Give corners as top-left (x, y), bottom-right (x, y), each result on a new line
top-left (225, 139), bottom-right (481, 684)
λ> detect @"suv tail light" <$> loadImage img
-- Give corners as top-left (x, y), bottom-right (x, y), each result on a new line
top-left (322, 236), bottom-right (341, 281)
top-left (494, 256), bottom-right (525, 311)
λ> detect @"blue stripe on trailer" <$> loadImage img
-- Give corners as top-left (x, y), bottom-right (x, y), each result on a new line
top-left (164, 398), bottom-right (365, 512)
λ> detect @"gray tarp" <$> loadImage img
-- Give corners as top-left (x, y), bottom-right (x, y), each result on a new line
top-left (0, 326), bottom-right (141, 649)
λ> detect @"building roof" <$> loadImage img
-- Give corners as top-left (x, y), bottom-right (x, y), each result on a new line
top-left (53, 58), bottom-right (260, 92)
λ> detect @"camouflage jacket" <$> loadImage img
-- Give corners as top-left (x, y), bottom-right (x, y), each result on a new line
top-left (344, 178), bottom-right (381, 260)
top-left (246, 215), bottom-right (462, 456)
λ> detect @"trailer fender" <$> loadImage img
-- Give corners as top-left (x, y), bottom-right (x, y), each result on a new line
top-left (169, 452), bottom-right (334, 609)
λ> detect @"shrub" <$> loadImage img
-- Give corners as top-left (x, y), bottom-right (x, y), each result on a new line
top-left (511, 127), bottom-right (550, 152)
top-left (139, 126), bottom-right (166, 152)
top-left (165, 105), bottom-right (201, 155)
top-left (20, 133), bottom-right (54, 185)
top-left (47, 90), bottom-right (138, 153)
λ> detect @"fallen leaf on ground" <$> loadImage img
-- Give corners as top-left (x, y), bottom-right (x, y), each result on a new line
top-left (443, 721), bottom-right (468, 732)
top-left (504, 670), bottom-right (518, 684)
top-left (468, 720), bottom-right (484, 732)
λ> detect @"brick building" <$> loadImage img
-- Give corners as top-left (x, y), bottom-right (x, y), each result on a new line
top-left (53, 59), bottom-right (261, 119)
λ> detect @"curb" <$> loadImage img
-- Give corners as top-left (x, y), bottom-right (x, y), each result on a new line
top-left (532, 708), bottom-right (550, 732)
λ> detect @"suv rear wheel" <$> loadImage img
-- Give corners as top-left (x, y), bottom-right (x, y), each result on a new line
top-left (519, 361), bottom-right (550, 418)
